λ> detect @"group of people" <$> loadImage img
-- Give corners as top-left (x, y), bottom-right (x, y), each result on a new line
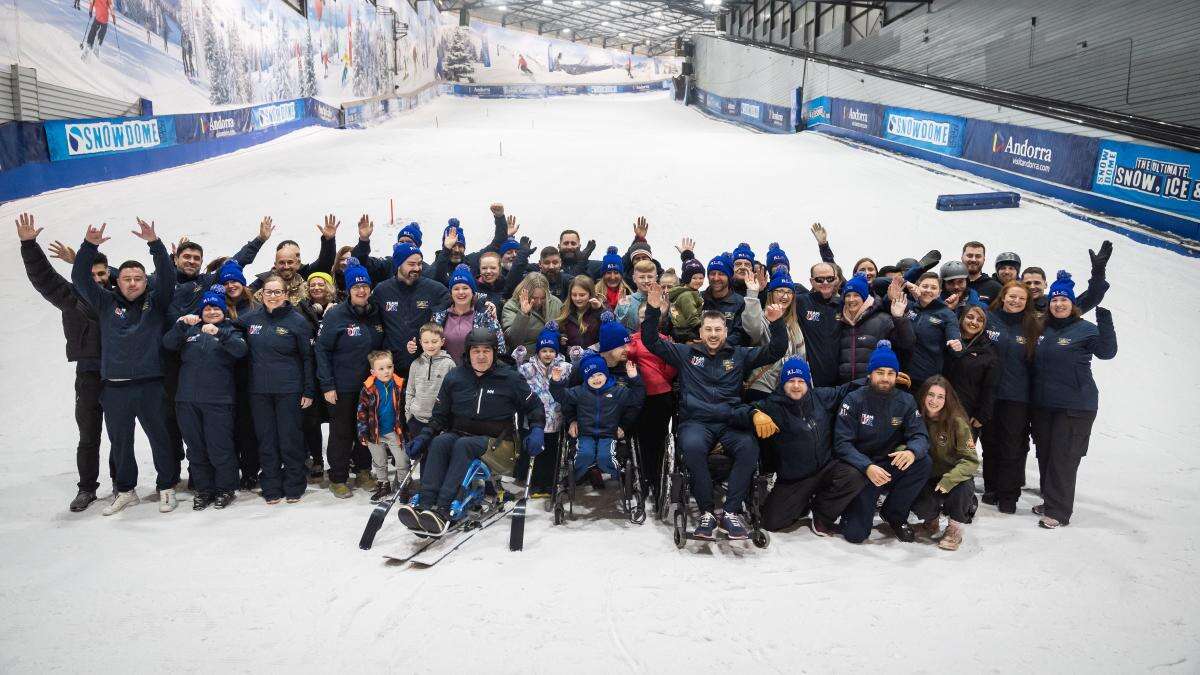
top-left (17, 204), bottom-right (1117, 547)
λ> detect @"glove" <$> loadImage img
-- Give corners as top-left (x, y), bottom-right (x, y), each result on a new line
top-left (752, 411), bottom-right (779, 439)
top-left (1089, 240), bottom-right (1113, 278)
top-left (519, 236), bottom-right (534, 256)
top-left (896, 372), bottom-right (912, 390)
top-left (917, 249), bottom-right (941, 272)
top-left (525, 427), bottom-right (545, 457)
top-left (582, 239), bottom-right (596, 258)
top-left (406, 433), bottom-right (429, 460)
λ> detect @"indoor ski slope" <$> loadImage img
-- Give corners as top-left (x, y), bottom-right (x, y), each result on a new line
top-left (1, 93), bottom-right (1196, 672)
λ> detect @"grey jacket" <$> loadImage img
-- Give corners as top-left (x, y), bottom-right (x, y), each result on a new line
top-left (404, 350), bottom-right (456, 423)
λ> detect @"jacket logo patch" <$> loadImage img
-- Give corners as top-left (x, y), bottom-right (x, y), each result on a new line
top-left (1057, 337), bottom-right (1071, 346)
top-left (857, 335), bottom-right (869, 342)
top-left (805, 311), bottom-right (821, 322)
top-left (839, 403), bottom-right (850, 417)
top-left (486, 389), bottom-right (496, 394)
top-left (248, 325), bottom-right (262, 334)
top-left (860, 413), bottom-right (874, 426)
top-left (891, 417), bottom-right (902, 426)
top-left (113, 307), bottom-right (126, 318)
top-left (690, 355), bottom-right (704, 367)
top-left (930, 317), bottom-right (943, 325)
top-left (375, 325), bottom-right (384, 332)
top-left (386, 301), bottom-right (399, 312)
top-left (346, 325), bottom-right (362, 337)
top-left (907, 310), bottom-right (917, 320)
top-left (186, 334), bottom-right (199, 342)
top-left (723, 360), bottom-right (735, 371)
top-left (987, 330), bottom-right (1000, 341)
top-left (275, 327), bottom-right (289, 336)
top-left (416, 300), bottom-right (430, 309)
top-left (142, 300), bottom-right (150, 311)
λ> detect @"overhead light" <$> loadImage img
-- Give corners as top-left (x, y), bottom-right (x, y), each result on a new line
top-left (618, 31), bottom-right (625, 36)
top-left (562, 27), bottom-right (571, 33)
top-left (497, 4), bottom-right (507, 9)
top-left (601, 20), bottom-right (610, 25)
top-left (543, 0), bottom-right (553, 4)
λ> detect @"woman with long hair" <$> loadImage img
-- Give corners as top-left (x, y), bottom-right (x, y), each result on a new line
top-left (432, 264), bottom-right (506, 366)
top-left (741, 268), bottom-right (807, 404)
top-left (981, 280), bottom-right (1042, 513)
top-left (556, 274), bottom-right (603, 349)
top-left (912, 375), bottom-right (979, 551)
top-left (943, 299), bottom-right (999, 436)
top-left (502, 271), bottom-right (563, 352)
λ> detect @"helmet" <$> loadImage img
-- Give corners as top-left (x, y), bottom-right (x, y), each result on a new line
top-left (939, 260), bottom-right (968, 281)
top-left (995, 251), bottom-right (1022, 270)
top-left (896, 257), bottom-right (919, 272)
top-left (464, 326), bottom-right (499, 353)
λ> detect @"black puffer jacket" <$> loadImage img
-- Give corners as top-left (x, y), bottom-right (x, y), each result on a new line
top-left (942, 331), bottom-right (999, 424)
top-left (836, 302), bottom-right (914, 383)
top-left (21, 240), bottom-right (102, 371)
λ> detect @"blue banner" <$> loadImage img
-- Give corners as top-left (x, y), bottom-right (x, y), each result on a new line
top-left (963, 120), bottom-right (1098, 190)
top-left (251, 100), bottom-right (304, 130)
top-left (883, 106), bottom-right (965, 156)
top-left (174, 108), bottom-right (253, 144)
top-left (690, 87), bottom-right (795, 134)
top-left (804, 96), bottom-right (830, 127)
top-left (1092, 141), bottom-right (1200, 219)
top-left (309, 99), bottom-right (343, 128)
top-left (831, 98), bottom-right (883, 137)
top-left (45, 116), bottom-right (177, 161)
top-left (448, 81), bottom-right (671, 98)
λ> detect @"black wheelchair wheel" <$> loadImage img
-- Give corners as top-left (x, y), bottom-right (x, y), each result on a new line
top-left (752, 529), bottom-right (770, 549)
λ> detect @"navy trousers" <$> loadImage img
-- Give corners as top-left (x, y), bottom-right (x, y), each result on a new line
top-left (251, 393), bottom-right (307, 500)
top-left (417, 432), bottom-right (490, 510)
top-left (677, 422), bottom-right (758, 514)
top-left (840, 454), bottom-right (932, 543)
top-left (177, 402), bottom-right (238, 494)
top-left (101, 378), bottom-right (175, 492)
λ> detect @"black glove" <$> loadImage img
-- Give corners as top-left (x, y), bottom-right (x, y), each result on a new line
top-left (519, 236), bottom-right (534, 256)
top-left (1094, 305), bottom-right (1112, 323)
top-left (582, 239), bottom-right (596, 259)
top-left (917, 249), bottom-right (941, 273)
top-left (1089, 240), bottom-right (1113, 279)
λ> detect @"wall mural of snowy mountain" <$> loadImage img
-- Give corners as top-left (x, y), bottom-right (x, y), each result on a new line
top-left (0, 0), bottom-right (679, 115)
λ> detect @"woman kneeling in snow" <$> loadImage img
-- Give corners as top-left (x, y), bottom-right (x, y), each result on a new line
top-left (912, 376), bottom-right (979, 551)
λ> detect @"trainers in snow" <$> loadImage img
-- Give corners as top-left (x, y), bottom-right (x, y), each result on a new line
top-left (356, 472), bottom-right (377, 490)
top-left (939, 520), bottom-right (964, 551)
top-left (159, 489), bottom-right (178, 513)
top-left (417, 507), bottom-right (450, 536)
top-left (213, 491), bottom-right (236, 509)
top-left (720, 511), bottom-right (749, 540)
top-left (370, 480), bottom-right (392, 503)
top-left (396, 504), bottom-right (423, 532)
top-left (103, 491), bottom-right (139, 516)
top-left (1032, 504), bottom-right (1046, 516)
top-left (329, 482), bottom-right (352, 499)
top-left (888, 520), bottom-right (916, 543)
top-left (693, 512), bottom-right (718, 540)
top-left (308, 465), bottom-right (325, 484)
top-left (1038, 516), bottom-right (1063, 529)
top-left (193, 493), bottom-right (215, 511)
top-left (809, 518), bottom-right (839, 537)
top-left (69, 490), bottom-right (97, 512)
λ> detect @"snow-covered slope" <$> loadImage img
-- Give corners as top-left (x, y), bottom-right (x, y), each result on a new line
top-left (1, 94), bottom-right (1196, 671)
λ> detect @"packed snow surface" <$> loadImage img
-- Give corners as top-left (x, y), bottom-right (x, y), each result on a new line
top-left (1, 94), bottom-right (1197, 672)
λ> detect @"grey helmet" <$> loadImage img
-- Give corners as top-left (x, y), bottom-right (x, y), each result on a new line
top-left (994, 251), bottom-right (1022, 270)
top-left (939, 260), bottom-right (968, 281)
top-left (464, 326), bottom-right (499, 357)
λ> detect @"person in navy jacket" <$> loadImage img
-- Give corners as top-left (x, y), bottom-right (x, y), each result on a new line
top-left (550, 351), bottom-right (645, 485)
top-left (834, 340), bottom-right (932, 543)
top-left (904, 271), bottom-right (963, 388)
top-left (1030, 271), bottom-right (1117, 529)
top-left (640, 282), bottom-right (788, 541)
top-left (236, 275), bottom-right (316, 504)
top-left (71, 219), bottom-right (177, 516)
top-left (733, 357), bottom-right (866, 534)
top-left (370, 241), bottom-right (450, 375)
top-left (162, 285), bottom-right (247, 509)
top-left (315, 260), bottom-right (385, 496)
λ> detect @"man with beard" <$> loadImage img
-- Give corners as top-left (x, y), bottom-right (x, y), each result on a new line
top-left (352, 218), bottom-right (436, 285)
top-left (701, 253), bottom-right (749, 347)
top-left (18, 213), bottom-right (116, 512)
top-left (371, 241), bottom-right (451, 374)
top-left (833, 340), bottom-right (931, 543)
top-left (504, 245), bottom-right (568, 301)
top-left (993, 251), bottom-right (1021, 286)
top-left (1021, 240), bottom-right (1111, 315)
top-left (961, 241), bottom-right (1001, 305)
top-left (430, 204), bottom-right (514, 283)
top-left (250, 214), bottom-right (339, 304)
top-left (558, 229), bottom-right (598, 278)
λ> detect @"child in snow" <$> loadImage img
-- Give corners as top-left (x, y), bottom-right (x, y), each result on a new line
top-left (551, 351), bottom-right (644, 488)
top-left (404, 323), bottom-right (455, 441)
top-left (512, 323), bottom-right (573, 497)
top-left (356, 351), bottom-right (408, 502)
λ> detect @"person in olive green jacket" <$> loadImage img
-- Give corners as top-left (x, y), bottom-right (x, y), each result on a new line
top-left (911, 375), bottom-right (980, 551)
top-left (667, 257), bottom-right (705, 343)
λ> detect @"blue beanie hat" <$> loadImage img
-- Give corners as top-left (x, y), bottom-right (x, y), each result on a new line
top-left (732, 242), bottom-right (755, 263)
top-left (1048, 270), bottom-right (1076, 304)
top-left (448, 263), bottom-right (478, 292)
top-left (601, 246), bottom-right (624, 275)
top-left (765, 242), bottom-right (790, 271)
top-left (199, 284), bottom-right (227, 314)
top-left (598, 311), bottom-right (631, 353)
top-left (843, 273), bottom-right (870, 301)
top-left (398, 222), bottom-right (423, 246)
top-left (392, 241), bottom-right (422, 269)
top-left (707, 254), bottom-right (733, 279)
top-left (536, 322), bottom-right (561, 353)
top-left (499, 238), bottom-right (520, 255)
top-left (343, 258), bottom-right (371, 289)
top-left (580, 351), bottom-right (610, 385)
top-left (444, 219), bottom-right (465, 249)
top-left (779, 356), bottom-right (813, 389)
top-left (767, 268), bottom-right (794, 292)
top-left (867, 339), bottom-right (900, 373)
top-left (217, 259), bottom-right (246, 286)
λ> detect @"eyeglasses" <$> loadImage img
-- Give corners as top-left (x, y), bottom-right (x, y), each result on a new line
top-left (812, 276), bottom-right (837, 284)
top-left (263, 289), bottom-right (285, 297)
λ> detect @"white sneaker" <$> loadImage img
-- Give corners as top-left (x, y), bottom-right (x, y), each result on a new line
top-left (103, 491), bottom-right (140, 516)
top-left (159, 488), bottom-right (177, 513)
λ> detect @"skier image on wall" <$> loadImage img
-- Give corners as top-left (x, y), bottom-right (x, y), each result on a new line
top-left (518, 53), bottom-right (532, 76)
top-left (80, 0), bottom-right (115, 59)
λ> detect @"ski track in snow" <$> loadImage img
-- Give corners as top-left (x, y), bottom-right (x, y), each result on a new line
top-left (0, 94), bottom-right (1198, 671)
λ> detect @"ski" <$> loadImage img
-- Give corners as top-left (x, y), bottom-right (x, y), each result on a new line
top-left (408, 503), bottom-right (514, 567)
top-left (382, 535), bottom-right (440, 564)
top-left (359, 468), bottom-right (415, 550)
top-left (508, 464), bottom-right (534, 552)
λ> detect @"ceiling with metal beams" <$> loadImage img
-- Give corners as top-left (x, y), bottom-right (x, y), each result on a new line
top-left (433, 0), bottom-right (720, 56)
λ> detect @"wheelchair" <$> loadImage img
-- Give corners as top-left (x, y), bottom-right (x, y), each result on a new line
top-left (551, 433), bottom-right (648, 526)
top-left (659, 414), bottom-right (770, 549)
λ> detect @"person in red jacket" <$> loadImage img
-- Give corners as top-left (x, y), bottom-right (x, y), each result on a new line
top-left (627, 302), bottom-right (678, 504)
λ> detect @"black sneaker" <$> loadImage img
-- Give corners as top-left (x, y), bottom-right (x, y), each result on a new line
top-left (809, 517), bottom-right (839, 537)
top-left (397, 503), bottom-right (424, 532)
top-left (308, 465), bottom-right (324, 484)
top-left (213, 491), bottom-right (236, 509)
top-left (193, 493), bottom-right (216, 511)
top-left (588, 467), bottom-right (605, 491)
top-left (1032, 503), bottom-right (1046, 516)
top-left (239, 475), bottom-right (258, 491)
top-left (998, 499), bottom-right (1017, 514)
top-left (981, 492), bottom-right (998, 506)
top-left (693, 512), bottom-right (718, 540)
top-left (69, 490), bottom-right (97, 512)
top-left (888, 520), bottom-right (916, 543)
top-left (370, 480), bottom-right (393, 503)
top-left (417, 507), bottom-right (451, 535)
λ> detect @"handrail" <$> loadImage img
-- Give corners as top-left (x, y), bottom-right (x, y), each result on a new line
top-left (711, 35), bottom-right (1200, 153)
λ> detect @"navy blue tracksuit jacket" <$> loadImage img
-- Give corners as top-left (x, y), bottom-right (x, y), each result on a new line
top-left (162, 320), bottom-right (247, 403)
top-left (834, 386), bottom-right (930, 472)
top-left (314, 300), bottom-right (385, 394)
top-left (1033, 310), bottom-right (1117, 412)
top-left (235, 303), bottom-right (316, 398)
top-left (551, 376), bottom-right (645, 438)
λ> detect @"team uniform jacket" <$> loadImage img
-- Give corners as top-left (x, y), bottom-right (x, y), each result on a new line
top-left (371, 275), bottom-right (451, 353)
top-left (733, 382), bottom-right (859, 481)
top-left (162, 319), bottom-right (248, 404)
top-left (905, 298), bottom-right (961, 384)
top-left (551, 376), bottom-right (645, 438)
top-left (315, 300), bottom-right (385, 394)
top-left (834, 386), bottom-right (931, 472)
top-left (794, 291), bottom-right (842, 387)
top-left (1032, 309), bottom-right (1117, 412)
top-left (422, 361), bottom-right (546, 439)
top-left (235, 303), bottom-right (315, 397)
top-left (168, 236), bottom-right (264, 320)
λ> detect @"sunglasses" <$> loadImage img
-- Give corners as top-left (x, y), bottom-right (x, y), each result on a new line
top-left (812, 276), bottom-right (837, 284)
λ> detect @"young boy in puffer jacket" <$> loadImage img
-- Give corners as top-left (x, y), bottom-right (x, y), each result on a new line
top-left (404, 323), bottom-right (455, 440)
top-left (550, 351), bottom-right (645, 488)
top-left (512, 323), bottom-right (573, 497)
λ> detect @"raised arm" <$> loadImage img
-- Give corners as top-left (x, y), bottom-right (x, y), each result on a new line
top-left (745, 304), bottom-right (788, 369)
top-left (1090, 307), bottom-right (1117, 360)
top-left (640, 284), bottom-right (684, 369)
top-left (18, 214), bottom-right (79, 312)
top-left (71, 225), bottom-right (111, 309)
